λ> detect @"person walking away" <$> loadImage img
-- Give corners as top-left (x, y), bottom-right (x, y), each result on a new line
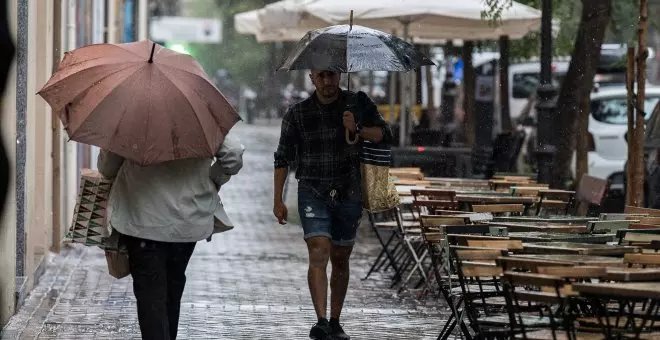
top-left (98, 135), bottom-right (245, 340)
top-left (273, 69), bottom-right (392, 340)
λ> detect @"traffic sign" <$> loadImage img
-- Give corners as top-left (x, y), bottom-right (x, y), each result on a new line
top-left (150, 16), bottom-right (222, 43)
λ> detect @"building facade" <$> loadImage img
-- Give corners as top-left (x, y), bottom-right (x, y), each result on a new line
top-left (0, 0), bottom-right (149, 327)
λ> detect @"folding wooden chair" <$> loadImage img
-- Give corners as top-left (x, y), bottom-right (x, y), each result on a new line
top-left (536, 189), bottom-right (576, 216)
top-left (451, 248), bottom-right (510, 340)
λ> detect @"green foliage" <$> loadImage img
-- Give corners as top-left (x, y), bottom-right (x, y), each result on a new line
top-left (482, 0), bottom-right (581, 59)
top-left (182, 0), bottom-right (275, 89)
top-left (482, 0), bottom-right (660, 59)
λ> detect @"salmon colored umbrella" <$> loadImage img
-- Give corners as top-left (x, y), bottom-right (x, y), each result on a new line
top-left (38, 40), bottom-right (241, 166)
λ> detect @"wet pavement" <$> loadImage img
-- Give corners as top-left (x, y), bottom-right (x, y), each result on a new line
top-left (1, 121), bottom-right (449, 339)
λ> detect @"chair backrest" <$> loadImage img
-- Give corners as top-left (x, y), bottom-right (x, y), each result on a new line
top-left (588, 220), bottom-right (637, 233)
top-left (419, 215), bottom-right (467, 229)
top-left (621, 229), bottom-right (660, 244)
top-left (538, 189), bottom-right (576, 201)
top-left (600, 213), bottom-right (648, 221)
top-left (497, 256), bottom-right (573, 272)
top-left (412, 199), bottom-right (460, 214)
top-left (472, 204), bottom-right (525, 216)
top-left (625, 205), bottom-right (660, 217)
top-left (575, 175), bottom-right (608, 205)
top-left (630, 223), bottom-right (660, 230)
top-left (537, 189), bottom-right (576, 216)
top-left (511, 187), bottom-right (541, 197)
top-left (640, 216), bottom-right (660, 225)
top-left (624, 253), bottom-right (660, 268)
top-left (466, 239), bottom-right (524, 251)
top-left (447, 234), bottom-right (509, 246)
top-left (410, 189), bottom-right (456, 201)
top-left (536, 265), bottom-right (607, 279)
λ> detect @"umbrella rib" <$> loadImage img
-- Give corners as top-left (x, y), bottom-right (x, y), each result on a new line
top-left (156, 67), bottom-right (215, 155)
top-left (55, 65), bottom-right (144, 137)
top-left (40, 62), bottom-right (139, 95)
top-left (69, 66), bottom-right (146, 146)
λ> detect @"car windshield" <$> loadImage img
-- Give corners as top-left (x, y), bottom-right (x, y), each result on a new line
top-left (512, 72), bottom-right (565, 99)
top-left (591, 95), bottom-right (660, 124)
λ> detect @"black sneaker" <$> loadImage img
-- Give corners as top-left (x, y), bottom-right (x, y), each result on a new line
top-left (309, 319), bottom-right (332, 339)
top-left (329, 319), bottom-right (350, 340)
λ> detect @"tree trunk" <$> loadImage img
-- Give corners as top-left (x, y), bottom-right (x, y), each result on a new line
top-left (463, 41), bottom-right (476, 147)
top-left (551, 0), bottom-right (612, 188)
top-left (626, 47), bottom-right (636, 205)
top-left (575, 94), bottom-right (589, 187)
top-left (632, 0), bottom-right (649, 207)
top-left (499, 36), bottom-right (512, 133)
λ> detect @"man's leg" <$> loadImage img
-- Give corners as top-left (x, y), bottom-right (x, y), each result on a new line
top-left (329, 244), bottom-right (354, 320)
top-left (166, 242), bottom-right (196, 340)
top-left (306, 236), bottom-right (332, 319)
top-left (327, 199), bottom-right (363, 339)
top-left (298, 184), bottom-right (334, 338)
top-left (125, 236), bottom-right (170, 340)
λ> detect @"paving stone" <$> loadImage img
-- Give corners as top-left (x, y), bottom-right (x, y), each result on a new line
top-left (1, 121), bottom-right (454, 340)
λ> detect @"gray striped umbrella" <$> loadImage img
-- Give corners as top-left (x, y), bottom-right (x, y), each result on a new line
top-left (277, 24), bottom-right (435, 72)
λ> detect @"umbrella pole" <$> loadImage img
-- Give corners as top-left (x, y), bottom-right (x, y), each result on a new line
top-left (148, 42), bottom-right (156, 63)
top-left (348, 9), bottom-right (353, 92)
top-left (399, 22), bottom-right (410, 147)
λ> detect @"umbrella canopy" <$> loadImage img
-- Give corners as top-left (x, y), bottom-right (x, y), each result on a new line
top-left (277, 24), bottom-right (435, 72)
top-left (234, 9), bottom-right (314, 43)
top-left (234, 7), bottom-right (451, 44)
top-left (38, 40), bottom-right (240, 166)
top-left (257, 0), bottom-right (542, 40)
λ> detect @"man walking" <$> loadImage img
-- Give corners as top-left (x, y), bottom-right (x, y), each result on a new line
top-left (273, 70), bottom-right (392, 340)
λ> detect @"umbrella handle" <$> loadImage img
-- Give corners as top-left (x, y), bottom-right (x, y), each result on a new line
top-left (345, 128), bottom-right (359, 145)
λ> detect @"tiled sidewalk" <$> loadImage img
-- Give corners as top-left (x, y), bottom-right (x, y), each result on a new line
top-left (1, 122), bottom-right (449, 339)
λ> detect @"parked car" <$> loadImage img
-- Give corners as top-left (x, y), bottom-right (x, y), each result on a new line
top-left (579, 86), bottom-right (660, 182)
top-left (624, 98), bottom-right (660, 208)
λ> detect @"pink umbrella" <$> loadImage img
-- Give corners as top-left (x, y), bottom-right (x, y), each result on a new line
top-left (38, 40), bottom-right (240, 165)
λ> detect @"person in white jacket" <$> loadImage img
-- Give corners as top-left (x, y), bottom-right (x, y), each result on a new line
top-left (98, 135), bottom-right (244, 340)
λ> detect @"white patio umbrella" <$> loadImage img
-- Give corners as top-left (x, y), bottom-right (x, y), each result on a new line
top-left (256, 0), bottom-right (542, 40)
top-left (235, 6), bottom-right (453, 44)
top-left (234, 9), bottom-right (313, 43)
top-left (253, 0), bottom-right (543, 145)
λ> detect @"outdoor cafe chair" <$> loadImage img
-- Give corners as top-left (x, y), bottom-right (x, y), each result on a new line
top-left (536, 190), bottom-right (576, 216)
top-left (501, 272), bottom-right (574, 340)
top-left (363, 208), bottom-right (408, 284)
top-left (452, 247), bottom-right (510, 340)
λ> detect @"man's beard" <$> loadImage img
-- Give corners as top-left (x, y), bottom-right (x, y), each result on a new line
top-left (319, 87), bottom-right (338, 99)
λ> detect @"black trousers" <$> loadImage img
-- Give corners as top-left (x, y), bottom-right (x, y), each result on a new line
top-left (123, 234), bottom-right (196, 340)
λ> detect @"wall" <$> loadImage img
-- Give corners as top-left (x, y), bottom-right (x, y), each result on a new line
top-left (0, 0), bottom-right (18, 326)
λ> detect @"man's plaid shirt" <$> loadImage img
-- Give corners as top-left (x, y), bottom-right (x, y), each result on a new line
top-left (274, 90), bottom-right (392, 190)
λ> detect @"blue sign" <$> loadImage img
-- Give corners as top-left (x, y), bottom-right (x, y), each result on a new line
top-left (453, 59), bottom-right (463, 82)
top-left (124, 0), bottom-right (134, 42)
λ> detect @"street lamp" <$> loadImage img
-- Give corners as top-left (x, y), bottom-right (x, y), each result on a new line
top-left (535, 0), bottom-right (558, 185)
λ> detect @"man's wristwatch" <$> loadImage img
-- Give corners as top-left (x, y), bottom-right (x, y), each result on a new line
top-left (356, 123), bottom-right (363, 135)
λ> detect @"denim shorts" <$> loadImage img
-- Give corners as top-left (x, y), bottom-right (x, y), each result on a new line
top-left (297, 182), bottom-right (363, 247)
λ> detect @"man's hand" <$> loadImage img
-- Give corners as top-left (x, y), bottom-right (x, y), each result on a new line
top-left (273, 200), bottom-right (288, 225)
top-left (343, 111), bottom-right (357, 133)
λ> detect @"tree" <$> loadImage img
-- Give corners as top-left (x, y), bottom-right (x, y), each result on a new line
top-left (551, 0), bottom-right (612, 188)
top-left (485, 0), bottom-right (625, 188)
top-left (181, 0), bottom-right (278, 90)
